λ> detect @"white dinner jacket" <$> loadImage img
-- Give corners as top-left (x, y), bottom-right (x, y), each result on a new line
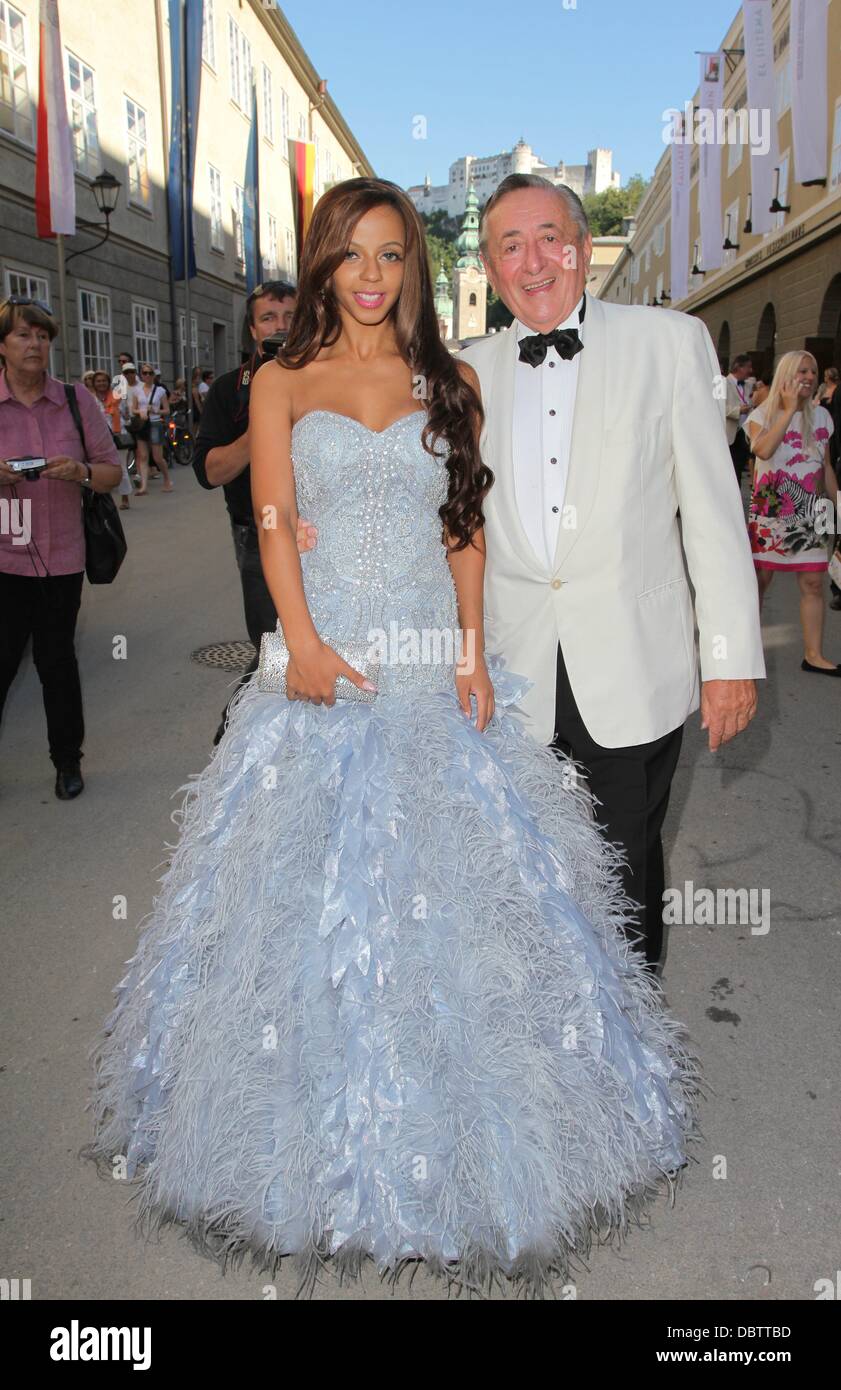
top-left (460, 292), bottom-right (766, 749)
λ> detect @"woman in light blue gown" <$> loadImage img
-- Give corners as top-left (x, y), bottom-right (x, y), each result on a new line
top-left (86, 178), bottom-right (699, 1297)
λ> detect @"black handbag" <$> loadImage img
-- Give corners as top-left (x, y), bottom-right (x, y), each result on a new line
top-left (63, 384), bottom-right (128, 584)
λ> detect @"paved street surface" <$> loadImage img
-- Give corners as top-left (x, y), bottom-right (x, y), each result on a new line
top-left (2, 469), bottom-right (839, 1302)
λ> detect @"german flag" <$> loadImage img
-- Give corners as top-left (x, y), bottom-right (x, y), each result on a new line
top-left (290, 140), bottom-right (315, 258)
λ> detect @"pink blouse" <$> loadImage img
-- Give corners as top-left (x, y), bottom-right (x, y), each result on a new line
top-left (0, 372), bottom-right (121, 577)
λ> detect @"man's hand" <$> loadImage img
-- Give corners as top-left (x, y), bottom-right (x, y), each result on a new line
top-left (41, 457), bottom-right (85, 481)
top-left (0, 460), bottom-right (20, 485)
top-left (700, 679), bottom-right (757, 752)
top-left (296, 516), bottom-right (318, 554)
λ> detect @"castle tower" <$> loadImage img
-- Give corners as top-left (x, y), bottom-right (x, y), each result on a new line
top-left (451, 185), bottom-right (487, 339)
top-left (433, 265), bottom-right (453, 340)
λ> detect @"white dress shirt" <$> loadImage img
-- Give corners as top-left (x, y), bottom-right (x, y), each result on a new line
top-left (512, 293), bottom-right (585, 569)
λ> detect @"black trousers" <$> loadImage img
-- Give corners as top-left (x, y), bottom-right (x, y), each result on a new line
top-left (217, 520), bottom-right (278, 735)
top-left (0, 569), bottom-right (85, 767)
top-left (551, 644), bottom-right (683, 967)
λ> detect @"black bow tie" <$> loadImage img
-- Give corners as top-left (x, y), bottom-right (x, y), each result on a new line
top-left (518, 298), bottom-right (586, 368)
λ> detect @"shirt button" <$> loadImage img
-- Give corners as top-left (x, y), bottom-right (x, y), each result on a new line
top-left (550, 457), bottom-right (557, 464)
top-left (549, 409), bottom-right (556, 416)
top-left (551, 579), bottom-right (562, 590)
top-left (548, 361), bottom-right (555, 368)
top-left (551, 506), bottom-right (559, 513)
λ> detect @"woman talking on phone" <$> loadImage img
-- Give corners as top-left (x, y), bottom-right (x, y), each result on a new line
top-left (0, 297), bottom-right (121, 798)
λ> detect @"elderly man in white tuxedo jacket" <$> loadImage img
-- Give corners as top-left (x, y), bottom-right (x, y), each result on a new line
top-left (459, 174), bottom-right (765, 966)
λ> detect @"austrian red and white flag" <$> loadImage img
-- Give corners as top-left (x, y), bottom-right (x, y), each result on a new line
top-left (35, 0), bottom-right (75, 237)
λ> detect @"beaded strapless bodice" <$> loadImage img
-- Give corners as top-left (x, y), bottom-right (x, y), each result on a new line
top-left (292, 410), bottom-right (460, 696)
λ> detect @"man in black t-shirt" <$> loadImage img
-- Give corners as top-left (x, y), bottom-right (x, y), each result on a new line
top-left (192, 280), bottom-right (297, 742)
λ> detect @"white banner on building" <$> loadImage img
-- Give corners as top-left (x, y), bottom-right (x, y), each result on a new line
top-left (791, 0), bottom-right (829, 185)
top-left (670, 115), bottom-right (691, 303)
top-left (698, 53), bottom-right (725, 271)
top-left (742, 0), bottom-right (779, 236)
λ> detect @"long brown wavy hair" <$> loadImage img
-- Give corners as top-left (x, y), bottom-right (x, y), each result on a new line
top-left (279, 177), bottom-right (492, 549)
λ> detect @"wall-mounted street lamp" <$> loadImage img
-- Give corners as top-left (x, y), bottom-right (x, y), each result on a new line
top-left (723, 213), bottom-right (740, 252)
top-left (691, 240), bottom-right (705, 277)
top-left (64, 170), bottom-right (122, 267)
top-left (769, 166), bottom-right (790, 215)
top-left (743, 194), bottom-right (753, 235)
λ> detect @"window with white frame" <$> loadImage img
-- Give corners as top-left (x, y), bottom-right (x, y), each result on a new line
top-left (262, 63), bottom-right (273, 142)
top-left (280, 87), bottom-right (289, 150)
top-left (264, 213), bottom-right (278, 276)
top-left (284, 226), bottom-right (295, 275)
top-left (228, 16), bottom-right (252, 114)
top-left (642, 286), bottom-right (650, 306)
top-left (723, 198), bottom-right (740, 264)
top-left (0, 1), bottom-right (33, 144)
top-left (208, 164), bottom-right (223, 250)
top-left (178, 310), bottom-right (198, 377)
top-left (643, 243), bottom-right (651, 273)
top-left (297, 111), bottom-right (307, 141)
top-left (655, 273), bottom-right (664, 303)
top-left (132, 301), bottom-right (159, 370)
top-left (774, 151), bottom-right (789, 230)
top-left (201, 0), bottom-right (215, 69)
top-left (125, 96), bottom-right (150, 208)
top-left (233, 184), bottom-right (245, 268)
top-left (66, 52), bottom-right (99, 177)
top-left (775, 58), bottom-right (791, 118)
top-left (630, 254), bottom-right (640, 285)
top-left (79, 287), bottom-right (111, 371)
top-left (831, 99), bottom-right (841, 190)
top-left (314, 134), bottom-right (320, 190)
top-left (727, 110), bottom-right (744, 176)
top-left (654, 221), bottom-right (665, 257)
top-left (3, 264), bottom-right (49, 307)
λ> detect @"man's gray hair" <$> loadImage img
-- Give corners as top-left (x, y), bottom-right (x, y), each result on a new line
top-left (479, 174), bottom-right (590, 252)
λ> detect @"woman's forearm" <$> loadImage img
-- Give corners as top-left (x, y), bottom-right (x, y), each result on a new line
top-left (752, 405), bottom-right (796, 460)
top-left (446, 532), bottom-right (486, 657)
top-left (258, 521), bottom-right (320, 655)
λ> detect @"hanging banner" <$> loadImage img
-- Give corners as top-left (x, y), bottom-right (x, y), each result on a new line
top-left (290, 140), bottom-right (315, 257)
top-left (35, 0), bottom-right (75, 237)
top-left (791, 0), bottom-right (829, 186)
top-left (167, 0), bottom-right (203, 280)
top-left (670, 114), bottom-right (691, 303)
top-left (742, 0), bottom-right (778, 237)
top-left (243, 82), bottom-right (261, 294)
top-left (698, 53), bottom-right (725, 271)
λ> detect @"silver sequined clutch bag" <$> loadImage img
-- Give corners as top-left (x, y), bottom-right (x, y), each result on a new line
top-left (256, 625), bottom-right (380, 703)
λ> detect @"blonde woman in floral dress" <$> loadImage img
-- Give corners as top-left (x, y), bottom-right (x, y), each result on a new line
top-left (746, 350), bottom-right (839, 677)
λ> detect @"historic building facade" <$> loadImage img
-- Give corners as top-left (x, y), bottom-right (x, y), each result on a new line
top-left (408, 139), bottom-right (621, 220)
top-left (0, 0), bottom-right (372, 382)
top-left (598, 0), bottom-right (841, 380)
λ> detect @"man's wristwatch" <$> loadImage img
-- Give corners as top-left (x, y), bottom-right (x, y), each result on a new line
top-left (79, 461), bottom-right (93, 487)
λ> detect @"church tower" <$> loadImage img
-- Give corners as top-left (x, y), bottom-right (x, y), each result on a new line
top-left (433, 265), bottom-right (453, 340)
top-left (451, 185), bottom-right (487, 339)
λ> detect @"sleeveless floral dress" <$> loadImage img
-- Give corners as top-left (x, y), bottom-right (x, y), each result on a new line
top-left (747, 404), bottom-right (834, 571)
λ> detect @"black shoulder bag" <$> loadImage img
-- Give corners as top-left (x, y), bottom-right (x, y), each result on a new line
top-left (64, 383), bottom-right (128, 584)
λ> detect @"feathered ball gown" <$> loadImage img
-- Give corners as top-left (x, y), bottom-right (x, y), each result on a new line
top-left (86, 410), bottom-right (699, 1296)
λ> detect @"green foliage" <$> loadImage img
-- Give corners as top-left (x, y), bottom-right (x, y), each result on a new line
top-left (582, 174), bottom-right (648, 236)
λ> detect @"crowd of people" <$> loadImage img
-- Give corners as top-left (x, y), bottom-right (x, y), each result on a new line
top-left (0, 276), bottom-right (839, 806)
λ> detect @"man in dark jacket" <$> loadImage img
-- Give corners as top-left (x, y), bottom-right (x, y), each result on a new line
top-left (192, 280), bottom-right (297, 742)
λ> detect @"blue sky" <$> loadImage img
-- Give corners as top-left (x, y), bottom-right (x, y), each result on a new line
top-left (280, 0), bottom-right (743, 189)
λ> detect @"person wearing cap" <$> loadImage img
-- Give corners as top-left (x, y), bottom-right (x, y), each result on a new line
top-left (0, 296), bottom-right (121, 799)
top-left (192, 279), bottom-right (297, 743)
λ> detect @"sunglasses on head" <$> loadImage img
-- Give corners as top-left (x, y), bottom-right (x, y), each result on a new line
top-left (4, 294), bottom-right (53, 315)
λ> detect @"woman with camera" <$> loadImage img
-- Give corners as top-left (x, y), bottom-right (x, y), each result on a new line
top-left (0, 297), bottom-right (121, 799)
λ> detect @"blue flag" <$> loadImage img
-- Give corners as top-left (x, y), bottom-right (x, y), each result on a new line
top-left (167, 0), bottom-right (203, 280)
top-left (243, 81), bottom-right (261, 293)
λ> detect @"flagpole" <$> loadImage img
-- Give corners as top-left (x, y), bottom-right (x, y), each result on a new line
top-left (55, 232), bottom-right (71, 381)
top-left (180, 0), bottom-right (192, 421)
